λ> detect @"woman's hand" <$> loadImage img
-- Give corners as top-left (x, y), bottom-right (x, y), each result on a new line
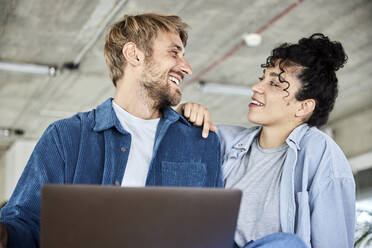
top-left (177, 103), bottom-right (217, 138)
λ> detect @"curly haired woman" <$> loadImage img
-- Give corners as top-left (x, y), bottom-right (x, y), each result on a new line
top-left (180, 33), bottom-right (355, 248)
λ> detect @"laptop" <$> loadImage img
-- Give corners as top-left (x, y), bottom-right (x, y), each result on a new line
top-left (41, 185), bottom-right (241, 248)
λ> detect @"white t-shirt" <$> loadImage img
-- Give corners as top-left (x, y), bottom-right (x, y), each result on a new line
top-left (112, 101), bottom-right (160, 187)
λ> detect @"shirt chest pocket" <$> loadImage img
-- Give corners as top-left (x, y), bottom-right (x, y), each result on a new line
top-left (161, 161), bottom-right (207, 187)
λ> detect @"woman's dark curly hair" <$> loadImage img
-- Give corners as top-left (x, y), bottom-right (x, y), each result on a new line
top-left (262, 33), bottom-right (348, 127)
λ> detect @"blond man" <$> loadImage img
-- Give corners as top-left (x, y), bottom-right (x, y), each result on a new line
top-left (0, 13), bottom-right (222, 248)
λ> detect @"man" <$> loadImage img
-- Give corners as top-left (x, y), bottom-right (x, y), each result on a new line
top-left (0, 13), bottom-right (222, 248)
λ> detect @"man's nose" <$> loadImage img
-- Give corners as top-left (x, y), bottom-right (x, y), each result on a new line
top-left (179, 57), bottom-right (192, 75)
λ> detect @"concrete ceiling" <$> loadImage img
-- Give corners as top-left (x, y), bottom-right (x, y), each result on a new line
top-left (0, 0), bottom-right (372, 162)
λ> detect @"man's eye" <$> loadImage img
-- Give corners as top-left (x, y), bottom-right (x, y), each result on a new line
top-left (172, 50), bottom-right (178, 56)
top-left (258, 77), bottom-right (264, 81)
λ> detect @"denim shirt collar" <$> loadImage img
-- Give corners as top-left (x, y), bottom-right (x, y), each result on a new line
top-left (230, 124), bottom-right (310, 152)
top-left (93, 98), bottom-right (191, 133)
top-left (232, 126), bottom-right (261, 151)
top-left (286, 123), bottom-right (310, 150)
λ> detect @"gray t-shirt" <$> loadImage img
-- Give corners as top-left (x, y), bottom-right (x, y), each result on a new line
top-left (225, 137), bottom-right (288, 247)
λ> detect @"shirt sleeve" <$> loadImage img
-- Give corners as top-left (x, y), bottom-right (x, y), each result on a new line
top-left (0, 124), bottom-right (66, 248)
top-left (216, 124), bottom-right (248, 159)
top-left (310, 177), bottom-right (355, 248)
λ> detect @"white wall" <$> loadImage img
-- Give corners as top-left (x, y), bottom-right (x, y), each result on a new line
top-left (0, 139), bottom-right (36, 202)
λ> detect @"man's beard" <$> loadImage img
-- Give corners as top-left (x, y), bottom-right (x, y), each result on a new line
top-left (140, 58), bottom-right (181, 110)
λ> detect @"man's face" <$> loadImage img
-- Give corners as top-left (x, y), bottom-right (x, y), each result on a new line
top-left (140, 31), bottom-right (192, 110)
top-left (247, 63), bottom-right (303, 128)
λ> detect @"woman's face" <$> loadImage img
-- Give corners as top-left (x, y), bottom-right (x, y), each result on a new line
top-left (247, 63), bottom-right (304, 128)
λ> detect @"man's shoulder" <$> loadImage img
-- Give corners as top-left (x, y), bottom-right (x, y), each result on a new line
top-left (45, 109), bottom-right (95, 139)
top-left (53, 110), bottom-right (93, 129)
top-left (170, 120), bottom-right (220, 144)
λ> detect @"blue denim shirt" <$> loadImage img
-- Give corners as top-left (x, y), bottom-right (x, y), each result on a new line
top-left (0, 98), bottom-right (222, 248)
top-left (217, 124), bottom-right (355, 248)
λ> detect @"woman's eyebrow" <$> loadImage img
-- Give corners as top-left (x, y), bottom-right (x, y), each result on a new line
top-left (270, 71), bottom-right (286, 82)
top-left (269, 72), bottom-right (280, 78)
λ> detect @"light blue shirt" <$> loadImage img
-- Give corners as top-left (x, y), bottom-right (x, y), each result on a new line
top-left (217, 124), bottom-right (355, 248)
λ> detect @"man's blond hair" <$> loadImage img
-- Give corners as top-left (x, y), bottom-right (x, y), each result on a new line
top-left (104, 13), bottom-right (189, 86)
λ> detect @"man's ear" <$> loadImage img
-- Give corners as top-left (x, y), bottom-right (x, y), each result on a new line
top-left (122, 42), bottom-right (145, 66)
top-left (295, 99), bottom-right (316, 118)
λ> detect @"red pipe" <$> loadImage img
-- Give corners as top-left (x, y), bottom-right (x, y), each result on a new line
top-left (182, 0), bottom-right (305, 89)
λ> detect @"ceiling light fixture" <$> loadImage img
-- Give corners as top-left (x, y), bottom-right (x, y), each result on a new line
top-left (0, 129), bottom-right (10, 137)
top-left (0, 61), bottom-right (57, 77)
top-left (243, 33), bottom-right (262, 47)
top-left (0, 128), bottom-right (25, 137)
top-left (199, 81), bottom-right (252, 96)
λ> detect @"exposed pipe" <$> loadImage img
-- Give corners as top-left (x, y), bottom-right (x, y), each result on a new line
top-left (0, 128), bottom-right (24, 137)
top-left (182, 0), bottom-right (305, 89)
top-left (0, 0), bottom-right (129, 76)
top-left (0, 62), bottom-right (57, 77)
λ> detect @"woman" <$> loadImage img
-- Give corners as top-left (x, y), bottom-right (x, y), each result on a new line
top-left (179, 33), bottom-right (355, 248)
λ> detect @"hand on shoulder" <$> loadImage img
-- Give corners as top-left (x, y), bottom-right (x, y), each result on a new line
top-left (177, 103), bottom-right (217, 138)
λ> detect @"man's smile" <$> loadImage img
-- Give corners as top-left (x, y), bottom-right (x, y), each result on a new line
top-left (168, 76), bottom-right (181, 86)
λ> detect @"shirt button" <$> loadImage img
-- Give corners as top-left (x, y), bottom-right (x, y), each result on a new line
top-left (238, 143), bottom-right (243, 147)
top-left (242, 149), bottom-right (246, 152)
top-left (120, 147), bottom-right (127, 152)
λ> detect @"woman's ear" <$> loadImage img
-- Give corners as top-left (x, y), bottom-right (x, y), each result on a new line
top-left (296, 99), bottom-right (316, 118)
top-left (122, 42), bottom-right (144, 66)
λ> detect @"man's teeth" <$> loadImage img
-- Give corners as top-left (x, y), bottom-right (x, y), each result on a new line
top-left (169, 76), bottom-right (180, 85)
top-left (252, 99), bottom-right (264, 106)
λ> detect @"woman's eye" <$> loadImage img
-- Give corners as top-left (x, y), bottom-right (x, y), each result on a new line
top-left (258, 77), bottom-right (264, 81)
top-left (270, 81), bottom-right (279, 87)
